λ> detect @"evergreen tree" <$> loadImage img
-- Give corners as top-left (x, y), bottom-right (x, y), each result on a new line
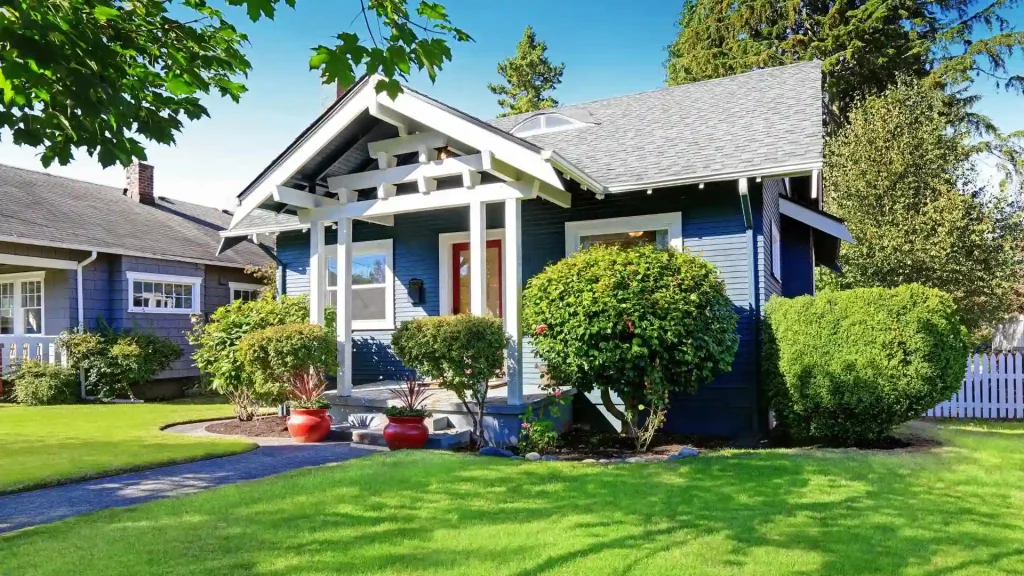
top-left (821, 80), bottom-right (1024, 334)
top-left (488, 26), bottom-right (565, 117)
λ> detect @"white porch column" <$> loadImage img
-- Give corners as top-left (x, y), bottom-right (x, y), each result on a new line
top-left (504, 198), bottom-right (524, 406)
top-left (336, 218), bottom-right (354, 396)
top-left (309, 221), bottom-right (325, 325)
top-left (468, 199), bottom-right (487, 315)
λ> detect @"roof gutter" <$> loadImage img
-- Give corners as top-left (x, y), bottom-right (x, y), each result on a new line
top-left (219, 223), bottom-right (310, 238)
top-left (605, 161), bottom-right (823, 194)
top-left (540, 150), bottom-right (606, 194)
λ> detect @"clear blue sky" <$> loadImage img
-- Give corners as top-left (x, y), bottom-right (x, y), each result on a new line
top-left (2, 0), bottom-right (1022, 208)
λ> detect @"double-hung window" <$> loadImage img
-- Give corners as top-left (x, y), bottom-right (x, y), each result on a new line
top-left (326, 239), bottom-right (394, 330)
top-left (0, 272), bottom-right (45, 335)
top-left (229, 283), bottom-right (264, 304)
top-left (127, 272), bottom-right (202, 314)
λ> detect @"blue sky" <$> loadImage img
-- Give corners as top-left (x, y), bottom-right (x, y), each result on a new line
top-left (2, 0), bottom-right (1022, 209)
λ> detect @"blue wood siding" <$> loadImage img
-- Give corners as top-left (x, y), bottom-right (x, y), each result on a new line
top-left (780, 217), bottom-right (815, 298)
top-left (279, 182), bottom-right (763, 437)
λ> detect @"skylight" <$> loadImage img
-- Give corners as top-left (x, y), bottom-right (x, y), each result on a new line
top-left (510, 113), bottom-right (585, 137)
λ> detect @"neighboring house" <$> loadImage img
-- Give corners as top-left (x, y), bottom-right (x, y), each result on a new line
top-left (220, 61), bottom-right (853, 439)
top-left (0, 163), bottom-right (272, 380)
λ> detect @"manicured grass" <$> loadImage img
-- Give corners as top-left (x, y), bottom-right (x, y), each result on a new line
top-left (0, 398), bottom-right (254, 493)
top-left (2, 421), bottom-right (1023, 575)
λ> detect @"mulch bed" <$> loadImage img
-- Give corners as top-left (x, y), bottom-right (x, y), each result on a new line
top-left (205, 416), bottom-right (291, 438)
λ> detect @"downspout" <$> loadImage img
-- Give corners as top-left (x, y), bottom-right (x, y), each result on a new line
top-left (76, 251), bottom-right (98, 399)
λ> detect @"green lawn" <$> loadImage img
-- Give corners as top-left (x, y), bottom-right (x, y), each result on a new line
top-left (2, 421), bottom-right (1023, 575)
top-left (0, 398), bottom-right (254, 493)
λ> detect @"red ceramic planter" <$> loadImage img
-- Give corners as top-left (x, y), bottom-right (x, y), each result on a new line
top-left (383, 416), bottom-right (429, 450)
top-left (287, 408), bottom-right (332, 443)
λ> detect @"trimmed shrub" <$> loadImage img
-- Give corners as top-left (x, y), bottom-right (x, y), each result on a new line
top-left (522, 243), bottom-right (738, 445)
top-left (763, 284), bottom-right (971, 445)
top-left (10, 360), bottom-right (78, 406)
top-left (59, 326), bottom-right (180, 401)
top-left (392, 314), bottom-right (508, 444)
top-left (188, 295), bottom-right (318, 420)
top-left (237, 323), bottom-right (338, 403)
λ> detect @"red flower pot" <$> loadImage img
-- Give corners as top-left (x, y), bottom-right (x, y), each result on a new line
top-left (287, 408), bottom-right (332, 443)
top-left (383, 416), bottom-right (429, 450)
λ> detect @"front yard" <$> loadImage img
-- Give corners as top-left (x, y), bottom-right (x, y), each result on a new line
top-left (2, 420), bottom-right (1022, 575)
top-left (0, 398), bottom-right (254, 493)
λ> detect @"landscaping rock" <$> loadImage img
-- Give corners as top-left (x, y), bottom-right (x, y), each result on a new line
top-left (677, 447), bottom-right (699, 458)
top-left (525, 452), bottom-right (542, 461)
top-left (479, 446), bottom-right (514, 458)
top-left (597, 459), bottom-right (610, 464)
top-left (541, 455), bottom-right (560, 461)
top-left (581, 459), bottom-right (597, 463)
top-left (624, 457), bottom-right (647, 464)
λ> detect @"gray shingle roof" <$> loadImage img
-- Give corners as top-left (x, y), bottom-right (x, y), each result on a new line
top-left (0, 164), bottom-right (271, 267)
top-left (488, 62), bottom-right (823, 190)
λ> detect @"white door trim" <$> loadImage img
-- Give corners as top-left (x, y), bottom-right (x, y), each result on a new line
top-left (438, 229), bottom-right (505, 317)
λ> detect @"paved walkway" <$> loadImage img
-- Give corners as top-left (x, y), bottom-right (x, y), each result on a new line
top-left (0, 422), bottom-right (382, 535)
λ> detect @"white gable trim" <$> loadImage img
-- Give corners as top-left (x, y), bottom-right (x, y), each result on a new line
top-left (779, 198), bottom-right (854, 243)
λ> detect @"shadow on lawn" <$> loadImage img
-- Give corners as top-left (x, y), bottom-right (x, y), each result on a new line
top-left (3, 429), bottom-right (1024, 576)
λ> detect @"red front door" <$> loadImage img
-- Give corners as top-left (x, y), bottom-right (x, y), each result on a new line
top-left (451, 239), bottom-right (503, 316)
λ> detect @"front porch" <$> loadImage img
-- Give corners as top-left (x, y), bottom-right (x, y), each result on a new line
top-left (325, 381), bottom-right (573, 447)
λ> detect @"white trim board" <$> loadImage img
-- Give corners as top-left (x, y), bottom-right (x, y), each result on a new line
top-left (779, 198), bottom-right (854, 243)
top-left (564, 212), bottom-right (684, 255)
top-left (0, 254), bottom-right (78, 270)
top-left (438, 229), bottom-right (505, 318)
top-left (0, 271), bottom-right (46, 336)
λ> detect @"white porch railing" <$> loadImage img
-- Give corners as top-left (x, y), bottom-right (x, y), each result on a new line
top-left (0, 336), bottom-right (68, 373)
top-left (927, 353), bottom-right (1024, 419)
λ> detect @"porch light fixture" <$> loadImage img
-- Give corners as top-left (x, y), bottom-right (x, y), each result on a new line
top-left (627, 231), bottom-right (646, 238)
top-left (408, 278), bottom-right (425, 305)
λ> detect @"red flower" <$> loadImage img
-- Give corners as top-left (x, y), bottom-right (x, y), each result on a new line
top-left (626, 320), bottom-right (635, 334)
top-left (535, 324), bottom-right (548, 335)
top-left (521, 422), bottom-right (532, 430)
top-left (553, 389), bottom-right (562, 398)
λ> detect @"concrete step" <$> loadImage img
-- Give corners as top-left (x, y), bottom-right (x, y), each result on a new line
top-left (345, 413), bottom-right (451, 432)
top-left (345, 426), bottom-right (472, 450)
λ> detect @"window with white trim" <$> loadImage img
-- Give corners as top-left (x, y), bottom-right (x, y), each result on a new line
top-left (0, 272), bottom-right (45, 335)
top-left (127, 272), bottom-right (201, 314)
top-left (564, 213), bottom-right (684, 256)
top-left (326, 238), bottom-right (394, 330)
top-left (510, 113), bottom-right (587, 137)
top-left (771, 220), bottom-right (782, 280)
top-left (229, 282), bottom-right (264, 304)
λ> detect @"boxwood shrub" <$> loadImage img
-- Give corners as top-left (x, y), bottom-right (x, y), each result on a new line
top-left (237, 323), bottom-right (338, 394)
top-left (10, 360), bottom-right (79, 406)
top-left (763, 284), bottom-right (970, 445)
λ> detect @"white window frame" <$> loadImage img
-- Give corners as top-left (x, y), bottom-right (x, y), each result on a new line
top-left (564, 212), bottom-right (683, 256)
top-left (509, 113), bottom-right (587, 137)
top-left (772, 219), bottom-right (782, 280)
top-left (327, 238), bottom-right (395, 331)
top-left (229, 282), bottom-right (264, 304)
top-left (126, 271), bottom-right (202, 314)
top-left (0, 271), bottom-right (46, 336)
top-left (438, 229), bottom-right (505, 318)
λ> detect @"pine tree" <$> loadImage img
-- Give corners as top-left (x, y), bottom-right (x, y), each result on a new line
top-left (488, 26), bottom-right (566, 117)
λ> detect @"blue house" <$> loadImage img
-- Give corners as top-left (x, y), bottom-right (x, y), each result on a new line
top-left (221, 62), bottom-right (852, 442)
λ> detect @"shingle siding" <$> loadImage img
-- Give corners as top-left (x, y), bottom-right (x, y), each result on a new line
top-left (279, 183), bottom-right (763, 437)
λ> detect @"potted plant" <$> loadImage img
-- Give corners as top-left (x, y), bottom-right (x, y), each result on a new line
top-left (286, 368), bottom-right (332, 443)
top-left (382, 376), bottom-right (433, 450)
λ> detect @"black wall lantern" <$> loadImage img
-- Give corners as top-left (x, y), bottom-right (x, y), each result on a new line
top-left (408, 278), bottom-right (425, 305)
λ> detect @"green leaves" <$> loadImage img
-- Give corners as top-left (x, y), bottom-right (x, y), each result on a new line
top-left (488, 26), bottom-right (565, 117)
top-left (92, 5), bottom-right (120, 21)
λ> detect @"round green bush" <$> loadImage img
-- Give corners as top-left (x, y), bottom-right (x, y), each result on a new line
top-left (11, 360), bottom-right (79, 405)
top-left (522, 243), bottom-right (739, 424)
top-left (763, 284), bottom-right (971, 445)
top-left (237, 322), bottom-right (338, 393)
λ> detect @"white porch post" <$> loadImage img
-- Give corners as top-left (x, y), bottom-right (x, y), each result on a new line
top-left (468, 200), bottom-right (487, 315)
top-left (504, 198), bottom-right (524, 405)
top-left (309, 221), bottom-right (325, 325)
top-left (336, 218), bottom-right (354, 396)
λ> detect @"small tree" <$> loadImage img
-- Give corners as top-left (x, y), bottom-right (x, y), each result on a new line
top-left (237, 323), bottom-right (338, 408)
top-left (391, 314), bottom-right (508, 445)
top-left (487, 26), bottom-right (565, 117)
top-left (523, 244), bottom-right (739, 450)
top-left (188, 295), bottom-right (314, 420)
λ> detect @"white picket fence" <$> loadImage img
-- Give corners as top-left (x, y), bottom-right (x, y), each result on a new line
top-left (927, 353), bottom-right (1024, 419)
top-left (0, 336), bottom-right (68, 374)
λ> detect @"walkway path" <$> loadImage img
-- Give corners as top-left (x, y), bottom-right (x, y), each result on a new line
top-left (0, 422), bottom-right (382, 535)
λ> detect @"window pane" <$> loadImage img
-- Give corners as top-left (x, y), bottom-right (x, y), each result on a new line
top-left (543, 115), bottom-right (573, 129)
top-left (20, 281), bottom-right (41, 308)
top-left (580, 230), bottom-right (664, 250)
top-left (0, 309), bottom-right (12, 335)
top-left (0, 282), bottom-right (12, 309)
top-left (183, 284), bottom-right (192, 299)
top-left (23, 308), bottom-right (41, 334)
top-left (325, 289), bottom-right (337, 309)
top-left (183, 295), bottom-right (192, 310)
top-left (352, 253), bottom-right (386, 285)
top-left (326, 257), bottom-right (338, 288)
top-left (133, 295), bottom-right (144, 308)
top-left (453, 244), bottom-right (501, 317)
top-left (511, 116), bottom-right (543, 135)
top-left (353, 287), bottom-right (386, 321)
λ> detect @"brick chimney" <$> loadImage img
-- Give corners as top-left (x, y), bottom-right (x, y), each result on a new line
top-left (125, 161), bottom-right (155, 205)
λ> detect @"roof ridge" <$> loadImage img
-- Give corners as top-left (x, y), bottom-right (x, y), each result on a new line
top-left (0, 162), bottom-right (123, 193)
top-left (491, 61), bottom-right (822, 124)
